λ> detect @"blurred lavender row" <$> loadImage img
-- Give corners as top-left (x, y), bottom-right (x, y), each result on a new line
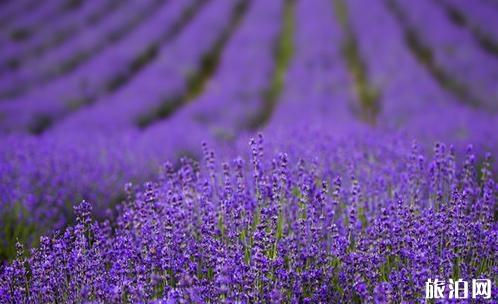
top-left (0, 0), bottom-right (119, 74)
top-left (269, 0), bottom-right (354, 129)
top-left (54, 0), bottom-right (242, 135)
top-left (0, 0), bottom-right (157, 97)
top-left (0, 0), bottom-right (198, 133)
top-left (393, 0), bottom-right (498, 110)
top-left (348, 0), bottom-right (498, 157)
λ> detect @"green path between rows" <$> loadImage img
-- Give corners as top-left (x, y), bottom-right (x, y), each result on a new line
top-left (136, 0), bottom-right (250, 129)
top-left (334, 0), bottom-right (381, 126)
top-left (386, 0), bottom-right (485, 110)
top-left (435, 0), bottom-right (498, 57)
top-left (248, 0), bottom-right (295, 130)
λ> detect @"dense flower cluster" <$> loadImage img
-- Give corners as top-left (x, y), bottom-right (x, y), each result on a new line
top-left (0, 0), bottom-right (497, 302)
top-left (1, 134), bottom-right (496, 303)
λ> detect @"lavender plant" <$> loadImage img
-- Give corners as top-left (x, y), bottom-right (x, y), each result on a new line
top-left (0, 134), bottom-right (496, 303)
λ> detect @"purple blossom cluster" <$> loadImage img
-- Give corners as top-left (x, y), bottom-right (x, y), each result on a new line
top-left (1, 134), bottom-right (496, 303)
top-left (0, 0), bottom-right (497, 301)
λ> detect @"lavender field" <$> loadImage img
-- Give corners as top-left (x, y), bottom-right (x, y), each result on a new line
top-left (0, 0), bottom-right (497, 302)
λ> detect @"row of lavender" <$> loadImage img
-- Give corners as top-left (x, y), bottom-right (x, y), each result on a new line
top-left (0, 0), bottom-right (121, 75)
top-left (1, 0), bottom-right (496, 133)
top-left (0, 0), bottom-right (160, 98)
top-left (347, 0), bottom-right (498, 156)
top-left (1, 1), bottom-right (496, 131)
top-left (0, 0), bottom-right (197, 132)
top-left (392, 0), bottom-right (498, 110)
